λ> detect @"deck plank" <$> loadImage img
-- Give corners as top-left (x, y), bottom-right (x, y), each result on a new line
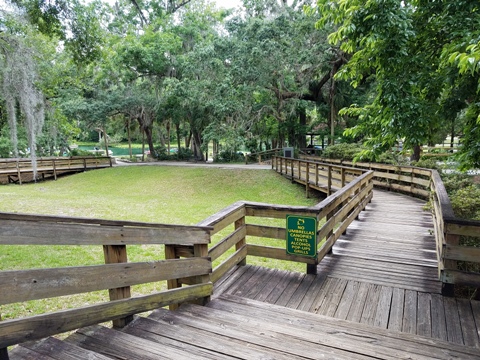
top-left (346, 282), bottom-right (371, 323)
top-left (373, 286), bottom-right (393, 329)
top-left (334, 280), bottom-right (359, 320)
top-left (212, 295), bottom-right (480, 360)
top-left (457, 298), bottom-right (480, 348)
top-left (416, 292), bottom-right (432, 337)
top-left (444, 296), bottom-right (464, 345)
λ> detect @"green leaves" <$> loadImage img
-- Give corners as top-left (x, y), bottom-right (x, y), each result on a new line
top-left (315, 0), bottom-right (480, 166)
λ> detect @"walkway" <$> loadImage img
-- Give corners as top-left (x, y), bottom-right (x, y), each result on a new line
top-left (214, 190), bottom-right (480, 349)
top-left (7, 187), bottom-right (480, 359)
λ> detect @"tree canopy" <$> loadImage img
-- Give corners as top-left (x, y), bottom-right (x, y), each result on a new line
top-left (313, 0), bottom-right (480, 166)
top-left (0, 0), bottom-right (478, 169)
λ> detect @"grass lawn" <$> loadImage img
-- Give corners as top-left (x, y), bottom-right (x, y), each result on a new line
top-left (0, 165), bottom-right (322, 320)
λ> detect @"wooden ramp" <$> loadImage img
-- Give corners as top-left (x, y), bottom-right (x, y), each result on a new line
top-left (9, 295), bottom-right (480, 360)
top-left (6, 190), bottom-right (480, 358)
top-left (214, 190), bottom-right (480, 348)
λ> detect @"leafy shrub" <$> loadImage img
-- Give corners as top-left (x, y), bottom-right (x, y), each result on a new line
top-left (214, 150), bottom-right (245, 163)
top-left (0, 137), bottom-right (12, 158)
top-left (174, 147), bottom-right (194, 161)
top-left (322, 143), bottom-right (363, 161)
top-left (70, 148), bottom-right (93, 156)
top-left (411, 158), bottom-right (442, 170)
top-left (450, 184), bottom-right (480, 220)
top-left (440, 173), bottom-right (474, 195)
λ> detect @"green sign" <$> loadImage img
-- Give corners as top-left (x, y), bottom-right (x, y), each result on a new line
top-left (286, 215), bottom-right (317, 258)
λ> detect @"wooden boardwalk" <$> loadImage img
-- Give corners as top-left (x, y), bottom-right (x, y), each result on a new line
top-left (0, 156), bottom-right (112, 184)
top-left (10, 294), bottom-right (480, 360)
top-left (7, 190), bottom-right (480, 359)
top-left (214, 190), bottom-right (480, 349)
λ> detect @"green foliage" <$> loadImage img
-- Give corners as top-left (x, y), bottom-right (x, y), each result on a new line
top-left (315, 0), bottom-right (480, 167)
top-left (174, 147), bottom-right (194, 161)
top-left (450, 184), bottom-right (480, 220)
top-left (214, 150), bottom-right (245, 163)
top-left (441, 173), bottom-right (476, 195)
top-left (0, 136), bottom-right (12, 158)
top-left (322, 143), bottom-right (363, 161)
top-left (70, 148), bottom-right (94, 156)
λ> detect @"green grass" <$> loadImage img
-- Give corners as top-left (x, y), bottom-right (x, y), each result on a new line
top-left (0, 166), bottom-right (321, 320)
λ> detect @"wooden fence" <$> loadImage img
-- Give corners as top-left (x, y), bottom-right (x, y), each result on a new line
top-left (0, 160), bottom-right (373, 357)
top-left (298, 156), bottom-right (480, 295)
top-left (245, 148), bottom-right (283, 164)
top-left (188, 163), bottom-right (373, 283)
top-left (0, 213), bottom-right (213, 354)
top-left (2, 156), bottom-right (476, 356)
top-left (0, 156), bottom-right (112, 184)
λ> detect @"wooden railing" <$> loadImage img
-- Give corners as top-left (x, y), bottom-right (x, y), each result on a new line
top-left (245, 148), bottom-right (283, 164)
top-left (430, 171), bottom-right (480, 296)
top-left (300, 156), bottom-right (431, 198)
top-left (0, 213), bottom-right (212, 355)
top-left (0, 156), bottom-right (112, 184)
top-left (273, 156), bottom-right (364, 196)
top-left (300, 155), bottom-right (480, 295)
top-left (183, 164), bottom-right (374, 283)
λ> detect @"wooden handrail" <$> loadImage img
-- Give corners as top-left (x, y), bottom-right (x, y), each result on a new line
top-left (300, 156), bottom-right (480, 295)
top-left (0, 214), bottom-right (212, 352)
top-left (245, 148), bottom-right (283, 164)
top-left (0, 156), bottom-right (112, 184)
top-left (189, 160), bottom-right (373, 284)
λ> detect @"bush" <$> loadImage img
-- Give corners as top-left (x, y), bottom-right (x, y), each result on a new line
top-left (0, 137), bottom-right (12, 158)
top-left (214, 150), bottom-right (245, 163)
top-left (174, 147), bottom-right (194, 161)
top-left (322, 143), bottom-right (363, 161)
top-left (411, 158), bottom-right (442, 170)
top-left (440, 173), bottom-right (473, 195)
top-left (450, 184), bottom-right (480, 220)
top-left (70, 148), bottom-right (94, 156)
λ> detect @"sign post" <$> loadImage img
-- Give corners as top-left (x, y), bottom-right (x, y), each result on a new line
top-left (286, 215), bottom-right (317, 258)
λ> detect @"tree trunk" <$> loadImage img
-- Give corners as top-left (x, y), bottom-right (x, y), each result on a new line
top-left (175, 122), bottom-right (181, 149)
top-left (103, 127), bottom-right (109, 156)
top-left (186, 130), bottom-right (192, 149)
top-left (166, 120), bottom-right (171, 153)
top-left (192, 130), bottom-right (204, 161)
top-left (127, 118), bottom-right (132, 159)
top-left (450, 120), bottom-right (455, 148)
top-left (144, 125), bottom-right (155, 155)
top-left (411, 144), bottom-right (421, 161)
top-left (298, 109), bottom-right (307, 149)
top-left (329, 78), bottom-right (336, 146)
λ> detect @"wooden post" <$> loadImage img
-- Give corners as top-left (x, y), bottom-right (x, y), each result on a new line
top-left (16, 160), bottom-right (22, 185)
top-left (306, 263), bottom-right (317, 275)
top-left (327, 166), bottom-right (332, 196)
top-left (53, 159), bottom-right (57, 181)
top-left (235, 217), bottom-right (247, 266)
top-left (341, 168), bottom-right (346, 188)
top-left (103, 245), bottom-right (133, 327)
top-left (315, 163), bottom-right (319, 187)
top-left (442, 233), bottom-right (459, 297)
top-left (165, 245), bottom-right (181, 310)
top-left (291, 160), bottom-right (294, 183)
top-left (0, 315), bottom-right (8, 360)
top-left (326, 209), bottom-right (334, 254)
top-left (305, 162), bottom-right (310, 198)
top-left (192, 244), bottom-right (211, 306)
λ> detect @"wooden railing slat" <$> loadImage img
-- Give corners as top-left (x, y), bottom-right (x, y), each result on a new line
top-left (0, 258), bottom-right (211, 306)
top-left (0, 283), bottom-right (213, 349)
top-left (0, 219), bottom-right (210, 245)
